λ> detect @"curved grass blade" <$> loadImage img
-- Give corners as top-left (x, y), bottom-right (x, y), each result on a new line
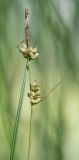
top-left (10, 63), bottom-right (27, 160)
top-left (33, 81), bottom-right (62, 106)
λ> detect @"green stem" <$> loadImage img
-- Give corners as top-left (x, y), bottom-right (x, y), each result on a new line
top-left (27, 105), bottom-right (33, 160)
top-left (10, 63), bottom-right (27, 160)
top-left (27, 60), bottom-right (33, 160)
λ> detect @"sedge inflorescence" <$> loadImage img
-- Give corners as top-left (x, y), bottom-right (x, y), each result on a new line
top-left (18, 42), bottom-right (39, 60)
top-left (18, 41), bottom-right (41, 105)
top-left (27, 80), bottom-right (41, 105)
top-left (17, 9), bottom-right (61, 106)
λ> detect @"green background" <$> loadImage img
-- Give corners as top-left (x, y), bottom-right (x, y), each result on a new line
top-left (0, 0), bottom-right (79, 160)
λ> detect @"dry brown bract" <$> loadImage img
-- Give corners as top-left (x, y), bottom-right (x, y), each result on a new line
top-left (28, 80), bottom-right (41, 105)
top-left (18, 42), bottom-right (39, 60)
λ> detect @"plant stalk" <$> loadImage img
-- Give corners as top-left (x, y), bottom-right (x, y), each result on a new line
top-left (27, 60), bottom-right (33, 160)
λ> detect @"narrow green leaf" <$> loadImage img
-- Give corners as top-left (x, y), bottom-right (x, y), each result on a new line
top-left (10, 63), bottom-right (27, 160)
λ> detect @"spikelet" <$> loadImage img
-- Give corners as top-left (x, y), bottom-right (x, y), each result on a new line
top-left (18, 42), bottom-right (39, 60)
top-left (27, 80), bottom-right (41, 105)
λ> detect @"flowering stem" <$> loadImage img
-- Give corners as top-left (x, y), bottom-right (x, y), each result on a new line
top-left (27, 104), bottom-right (33, 160)
top-left (25, 8), bottom-right (33, 160)
top-left (27, 60), bottom-right (33, 160)
top-left (10, 64), bottom-right (27, 160)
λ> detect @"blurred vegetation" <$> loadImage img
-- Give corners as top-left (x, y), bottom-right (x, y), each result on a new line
top-left (0, 0), bottom-right (79, 160)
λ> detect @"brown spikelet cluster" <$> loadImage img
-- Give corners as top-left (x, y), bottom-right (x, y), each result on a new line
top-left (18, 42), bottom-right (39, 60)
top-left (17, 9), bottom-right (61, 106)
top-left (27, 80), bottom-right (41, 105)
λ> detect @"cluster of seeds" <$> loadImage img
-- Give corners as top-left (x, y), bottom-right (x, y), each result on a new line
top-left (27, 80), bottom-right (41, 105)
top-left (18, 42), bottom-right (39, 60)
top-left (18, 40), bottom-right (40, 105)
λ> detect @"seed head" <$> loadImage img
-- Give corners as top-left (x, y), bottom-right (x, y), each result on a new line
top-left (28, 80), bottom-right (41, 105)
top-left (18, 42), bottom-right (39, 60)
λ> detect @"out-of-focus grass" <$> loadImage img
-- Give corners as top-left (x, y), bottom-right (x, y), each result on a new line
top-left (0, 0), bottom-right (79, 160)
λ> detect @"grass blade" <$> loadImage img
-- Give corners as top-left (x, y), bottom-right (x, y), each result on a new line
top-left (10, 63), bottom-right (27, 160)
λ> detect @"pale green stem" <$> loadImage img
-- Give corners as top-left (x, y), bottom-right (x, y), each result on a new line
top-left (10, 63), bottom-right (27, 160)
top-left (27, 105), bottom-right (33, 160)
top-left (27, 60), bottom-right (33, 160)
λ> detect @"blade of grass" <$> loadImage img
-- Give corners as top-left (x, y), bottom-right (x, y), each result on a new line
top-left (10, 63), bottom-right (27, 160)
top-left (36, 81), bottom-right (62, 105)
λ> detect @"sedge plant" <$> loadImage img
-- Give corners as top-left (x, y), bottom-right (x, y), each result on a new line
top-left (10, 8), bottom-right (62, 160)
